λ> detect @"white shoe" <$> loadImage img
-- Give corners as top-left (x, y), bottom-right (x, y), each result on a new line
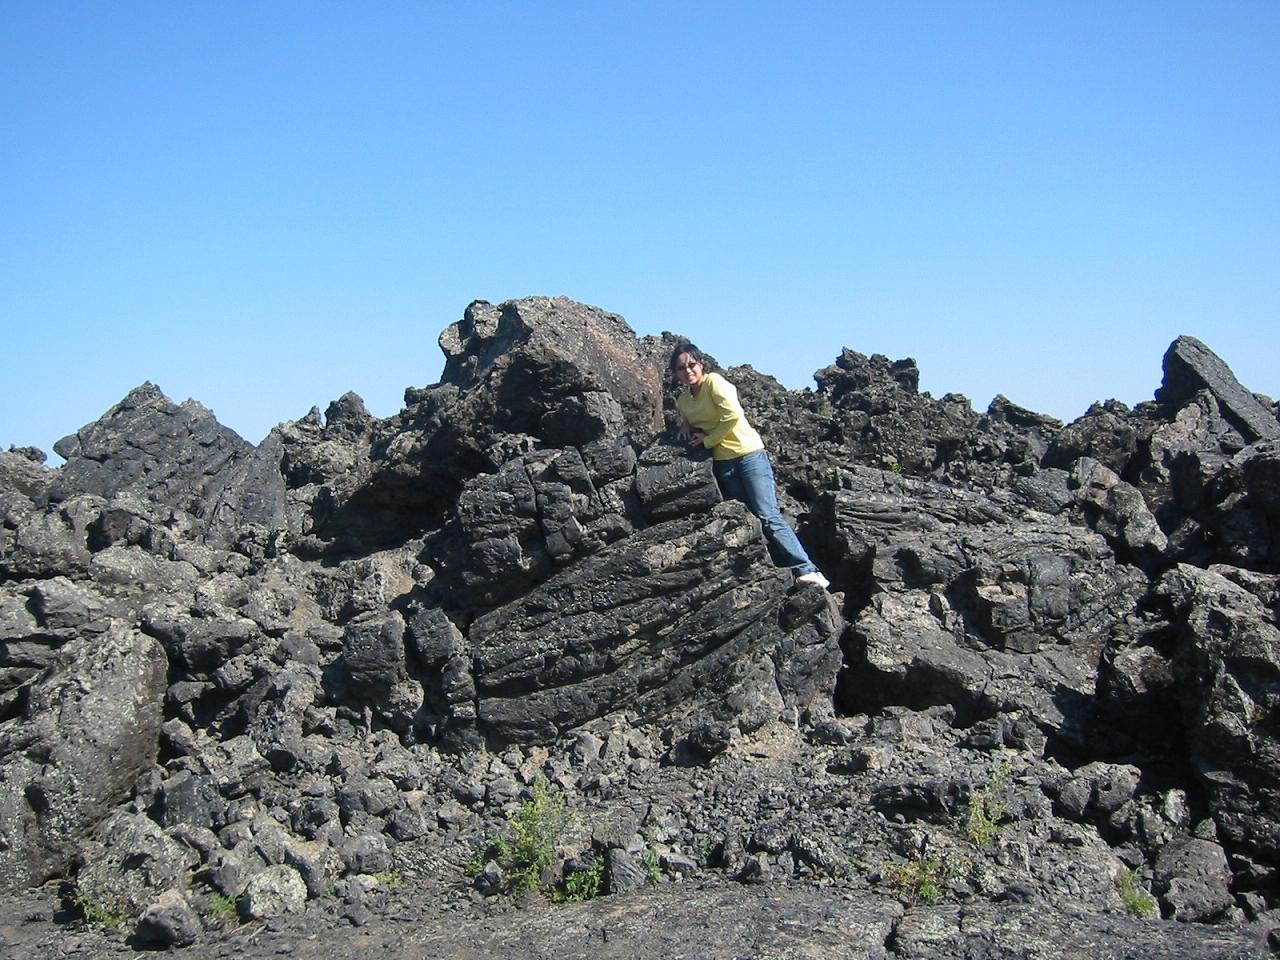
top-left (795, 571), bottom-right (830, 589)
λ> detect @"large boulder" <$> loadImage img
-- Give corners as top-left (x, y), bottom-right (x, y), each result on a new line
top-left (336, 611), bottom-right (420, 733)
top-left (438, 297), bottom-right (666, 445)
top-left (73, 811), bottom-right (198, 918)
top-left (1193, 441), bottom-right (1280, 573)
top-left (0, 623), bottom-right (167, 891)
top-left (1156, 336), bottom-right (1280, 444)
top-left (286, 298), bottom-right (671, 555)
top-left (435, 438), bottom-right (641, 611)
top-left (0, 493), bottom-right (102, 581)
top-left (204, 429), bottom-right (291, 554)
top-left (0, 447), bottom-right (53, 526)
top-left (1045, 400), bottom-right (1144, 476)
top-left (465, 499), bottom-right (843, 746)
top-left (0, 576), bottom-right (113, 694)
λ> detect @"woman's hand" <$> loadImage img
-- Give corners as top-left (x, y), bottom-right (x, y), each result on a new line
top-left (676, 421), bottom-right (705, 446)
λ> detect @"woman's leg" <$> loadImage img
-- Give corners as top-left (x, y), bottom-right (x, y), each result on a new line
top-left (733, 451), bottom-right (818, 576)
top-left (712, 457), bottom-right (745, 504)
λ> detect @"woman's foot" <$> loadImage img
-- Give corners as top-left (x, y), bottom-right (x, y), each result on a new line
top-left (795, 571), bottom-right (830, 589)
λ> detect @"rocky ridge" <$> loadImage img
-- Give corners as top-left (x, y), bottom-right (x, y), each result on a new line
top-left (1, 299), bottom-right (1278, 958)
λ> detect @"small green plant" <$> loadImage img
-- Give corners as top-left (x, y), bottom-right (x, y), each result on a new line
top-left (468, 779), bottom-right (616, 903)
top-left (206, 893), bottom-right (242, 925)
top-left (642, 848), bottom-right (663, 886)
top-left (963, 760), bottom-right (1011, 847)
top-left (374, 870), bottom-right (405, 890)
top-left (693, 836), bottom-right (714, 865)
top-left (462, 849), bottom-right (487, 877)
top-left (885, 851), bottom-right (969, 904)
top-left (73, 885), bottom-right (129, 931)
top-left (487, 777), bottom-right (568, 897)
top-left (1117, 868), bottom-right (1157, 919)
top-left (555, 861), bottom-right (604, 902)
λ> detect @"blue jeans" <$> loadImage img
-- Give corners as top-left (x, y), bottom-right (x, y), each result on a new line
top-left (713, 449), bottom-right (817, 576)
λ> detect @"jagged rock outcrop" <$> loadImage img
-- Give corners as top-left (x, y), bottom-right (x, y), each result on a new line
top-left (201, 297), bottom-right (675, 559)
top-left (1, 302), bottom-right (1279, 958)
top-left (729, 349), bottom-right (1061, 499)
top-left (49, 382), bottom-right (253, 519)
top-left (818, 464), bottom-right (1149, 760)
top-left (1157, 335), bottom-right (1280, 444)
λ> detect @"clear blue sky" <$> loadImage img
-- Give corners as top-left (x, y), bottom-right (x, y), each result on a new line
top-left (4, 1), bottom-right (1277, 461)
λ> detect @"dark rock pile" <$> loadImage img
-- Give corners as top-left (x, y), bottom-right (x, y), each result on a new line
top-left (1, 299), bottom-right (1278, 958)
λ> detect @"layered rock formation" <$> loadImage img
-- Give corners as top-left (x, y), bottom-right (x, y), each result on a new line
top-left (1, 296), bottom-right (1278, 957)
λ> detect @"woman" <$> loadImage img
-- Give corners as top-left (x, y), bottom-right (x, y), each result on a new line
top-left (670, 341), bottom-right (829, 589)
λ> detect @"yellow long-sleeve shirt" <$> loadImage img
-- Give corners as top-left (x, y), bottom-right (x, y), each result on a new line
top-left (676, 372), bottom-right (764, 461)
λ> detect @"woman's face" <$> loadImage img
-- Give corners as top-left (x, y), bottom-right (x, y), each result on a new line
top-left (673, 352), bottom-right (705, 388)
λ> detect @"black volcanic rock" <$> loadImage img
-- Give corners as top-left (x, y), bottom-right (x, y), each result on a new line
top-left (1160, 565), bottom-right (1280, 879)
top-left (0, 624), bottom-right (167, 892)
top-left (50, 382), bottom-right (252, 516)
top-left (1157, 336), bottom-right (1280, 443)
top-left (282, 297), bottom-right (673, 555)
top-left (3, 299), bottom-right (1280, 958)
top-left (467, 499), bottom-right (842, 746)
top-left (1045, 399), bottom-right (1144, 475)
top-left (817, 464), bottom-right (1148, 752)
top-left (438, 297), bottom-right (666, 444)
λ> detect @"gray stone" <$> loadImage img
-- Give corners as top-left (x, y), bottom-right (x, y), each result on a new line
top-left (0, 625), bottom-right (167, 892)
top-left (338, 612), bottom-right (420, 732)
top-left (339, 833), bottom-right (392, 875)
top-left (240, 864), bottom-right (307, 919)
top-left (1160, 565), bottom-right (1280, 871)
top-left (1157, 336), bottom-right (1280, 443)
top-left (604, 847), bottom-right (650, 893)
top-left (1154, 835), bottom-right (1234, 922)
top-left (75, 811), bottom-right (198, 917)
top-left (438, 297), bottom-right (665, 443)
top-left (134, 889), bottom-right (201, 947)
top-left (633, 443), bottom-right (722, 523)
top-left (283, 838), bottom-right (342, 899)
top-left (51, 382), bottom-right (253, 525)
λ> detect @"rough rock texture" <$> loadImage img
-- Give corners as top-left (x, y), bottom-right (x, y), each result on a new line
top-left (49, 383), bottom-right (253, 519)
top-left (0, 625), bottom-right (167, 891)
top-left (1157, 336), bottom-right (1280, 443)
top-left (467, 499), bottom-right (841, 745)
top-left (438, 298), bottom-right (666, 442)
top-left (2, 300), bottom-right (1280, 958)
top-left (1159, 565), bottom-right (1280, 882)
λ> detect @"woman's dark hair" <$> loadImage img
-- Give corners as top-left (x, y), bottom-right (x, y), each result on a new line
top-left (668, 341), bottom-right (710, 374)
